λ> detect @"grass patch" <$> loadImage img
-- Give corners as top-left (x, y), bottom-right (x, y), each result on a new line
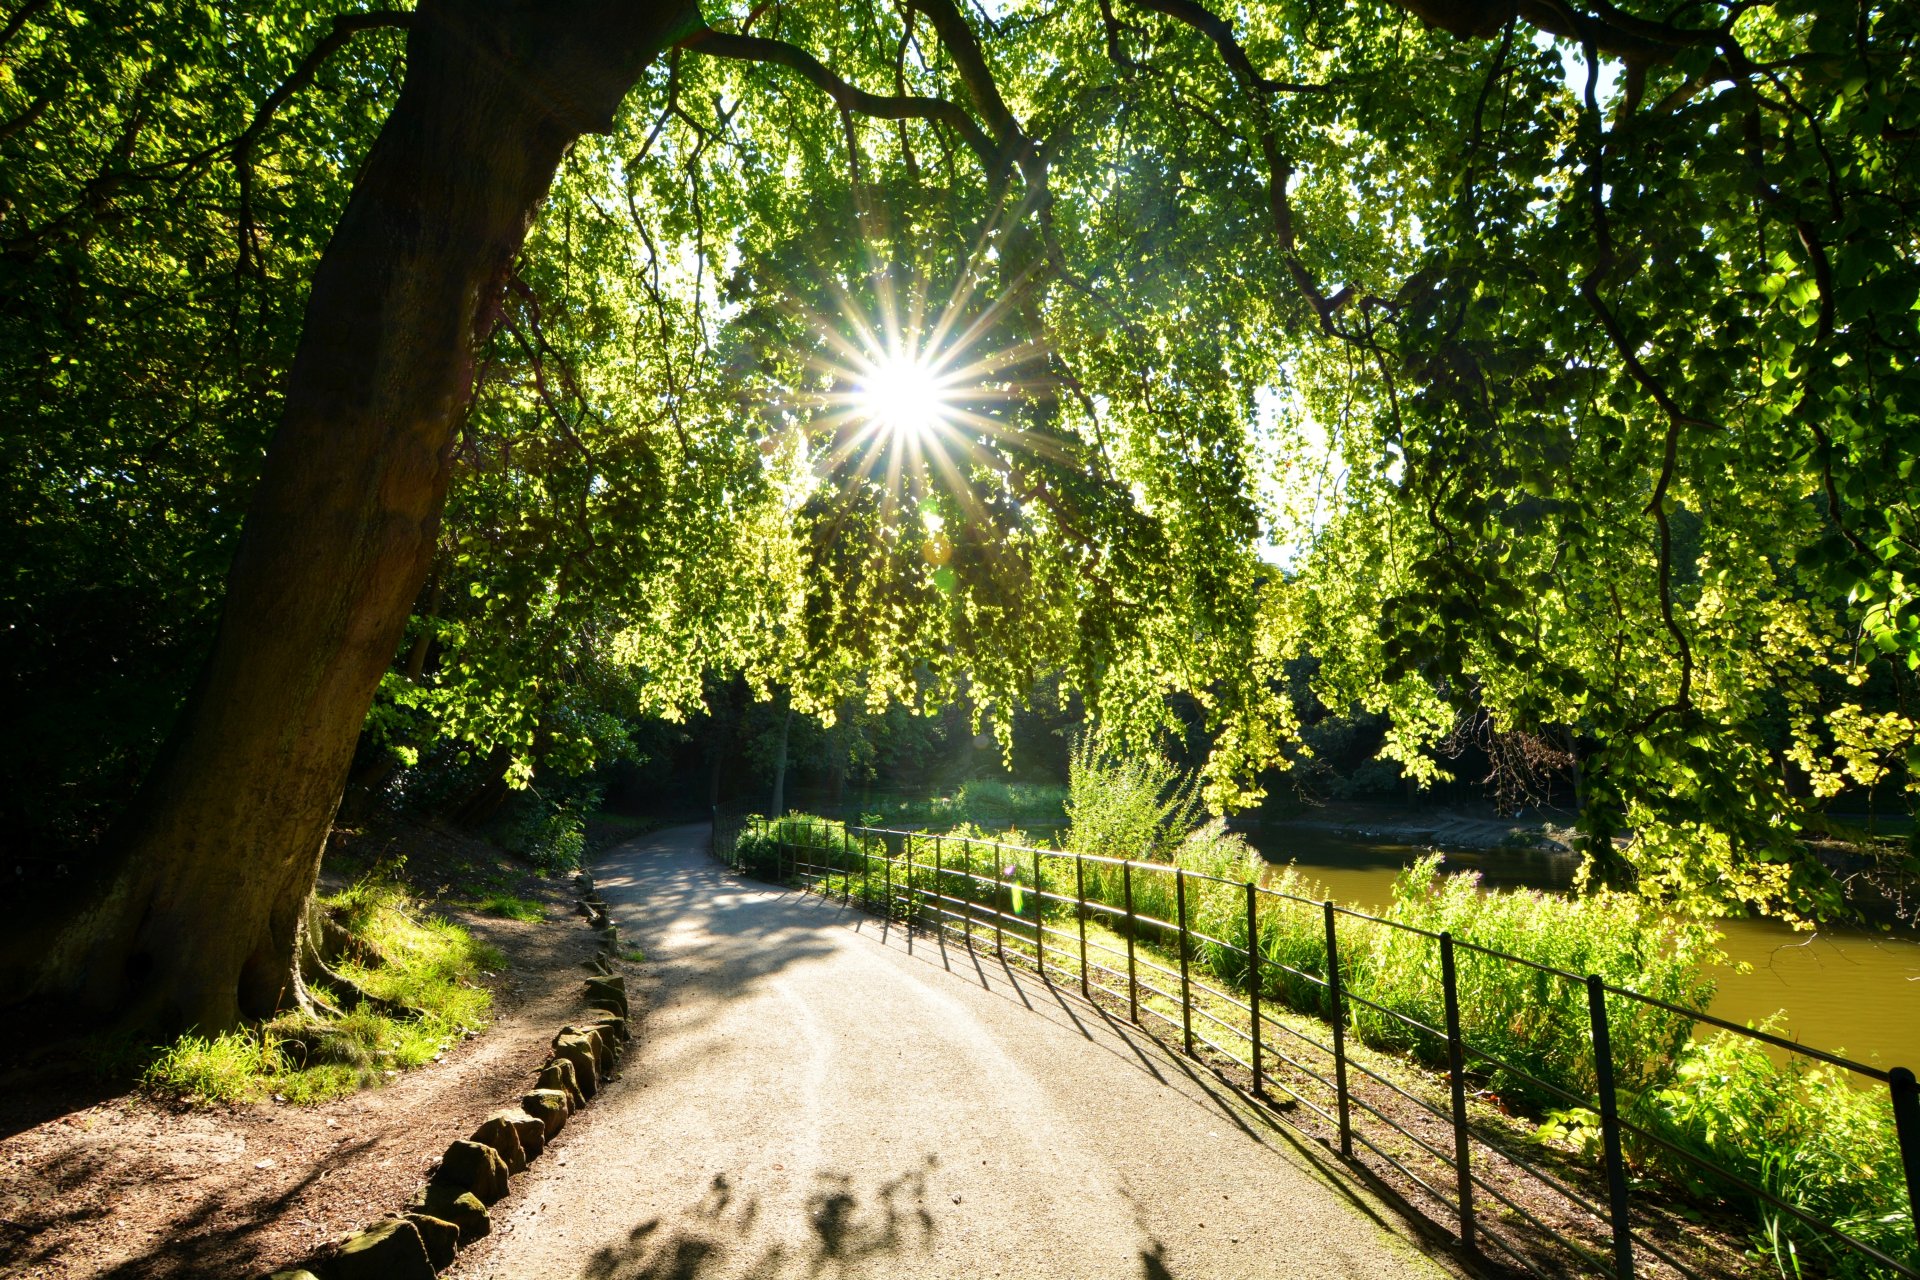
top-left (142, 1030), bottom-right (285, 1106)
top-left (474, 892), bottom-right (544, 922)
top-left (142, 878), bottom-right (500, 1107)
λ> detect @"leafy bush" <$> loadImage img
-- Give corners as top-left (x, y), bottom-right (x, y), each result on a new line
top-left (1359, 856), bottom-right (1718, 1097)
top-left (737, 813), bottom-right (860, 880)
top-left (1637, 1029), bottom-right (1916, 1277)
top-left (1065, 729), bottom-right (1203, 863)
top-left (499, 805), bottom-right (586, 872)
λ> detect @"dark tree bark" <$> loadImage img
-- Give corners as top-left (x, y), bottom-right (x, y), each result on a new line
top-left (2, 0), bottom-right (697, 1034)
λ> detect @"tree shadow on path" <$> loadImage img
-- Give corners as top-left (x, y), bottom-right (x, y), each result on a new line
top-left (576, 1156), bottom-right (1187, 1280)
top-left (578, 1158), bottom-right (938, 1280)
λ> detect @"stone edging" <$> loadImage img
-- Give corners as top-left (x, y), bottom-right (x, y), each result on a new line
top-left (263, 869), bottom-right (632, 1280)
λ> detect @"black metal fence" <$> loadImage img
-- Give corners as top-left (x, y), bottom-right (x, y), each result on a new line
top-left (713, 813), bottom-right (1920, 1280)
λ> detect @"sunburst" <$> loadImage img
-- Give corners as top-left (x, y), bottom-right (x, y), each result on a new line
top-left (799, 255), bottom-right (1063, 513)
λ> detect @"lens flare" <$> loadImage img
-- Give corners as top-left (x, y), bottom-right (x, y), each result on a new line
top-left (855, 355), bottom-right (952, 442)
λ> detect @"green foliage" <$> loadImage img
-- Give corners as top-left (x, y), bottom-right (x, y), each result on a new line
top-left (1357, 857), bottom-right (1719, 1096)
top-left (494, 787), bottom-right (594, 873)
top-left (7, 0), bottom-right (1918, 924)
top-left (1066, 730), bottom-right (1205, 864)
top-left (735, 813), bottom-right (854, 880)
top-left (826, 780), bottom-right (1070, 832)
top-left (1636, 1030), bottom-right (1915, 1277)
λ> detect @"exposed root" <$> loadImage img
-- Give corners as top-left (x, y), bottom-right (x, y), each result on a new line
top-left (297, 900), bottom-right (425, 1023)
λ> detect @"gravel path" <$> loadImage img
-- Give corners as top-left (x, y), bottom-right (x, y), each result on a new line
top-left (454, 824), bottom-right (1453, 1280)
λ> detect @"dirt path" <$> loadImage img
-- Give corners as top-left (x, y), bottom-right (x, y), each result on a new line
top-left (453, 825), bottom-right (1453, 1280)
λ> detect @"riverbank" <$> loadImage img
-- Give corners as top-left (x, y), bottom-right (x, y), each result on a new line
top-left (1249, 802), bottom-right (1580, 855)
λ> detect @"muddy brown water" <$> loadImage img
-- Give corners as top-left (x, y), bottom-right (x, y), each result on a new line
top-left (1247, 828), bottom-right (1920, 1077)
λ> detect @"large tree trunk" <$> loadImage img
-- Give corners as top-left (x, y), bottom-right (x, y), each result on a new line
top-left (3, 0), bottom-right (695, 1034)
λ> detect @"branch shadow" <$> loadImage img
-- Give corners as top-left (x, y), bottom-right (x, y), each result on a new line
top-left (578, 1158), bottom-right (940, 1280)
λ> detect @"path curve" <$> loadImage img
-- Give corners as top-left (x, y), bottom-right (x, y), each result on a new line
top-left (453, 824), bottom-right (1452, 1280)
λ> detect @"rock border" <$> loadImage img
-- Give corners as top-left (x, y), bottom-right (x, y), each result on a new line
top-left (263, 870), bottom-right (631, 1280)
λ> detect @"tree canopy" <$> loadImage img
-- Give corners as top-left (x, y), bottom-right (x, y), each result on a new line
top-left (3, 0), bottom-right (1916, 950)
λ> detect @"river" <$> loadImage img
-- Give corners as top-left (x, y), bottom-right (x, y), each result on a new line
top-left (1246, 827), bottom-right (1920, 1075)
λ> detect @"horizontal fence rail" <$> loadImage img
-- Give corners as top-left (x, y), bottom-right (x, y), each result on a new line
top-left (712, 812), bottom-right (1920, 1280)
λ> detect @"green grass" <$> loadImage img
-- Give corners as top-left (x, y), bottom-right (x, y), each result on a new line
top-left (142, 1030), bottom-right (287, 1105)
top-left (141, 879), bottom-right (501, 1106)
top-left (474, 892), bottom-right (544, 921)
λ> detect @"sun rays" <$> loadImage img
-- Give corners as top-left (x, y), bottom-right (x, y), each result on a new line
top-left (850, 352), bottom-right (955, 444)
top-left (793, 252), bottom-right (1073, 530)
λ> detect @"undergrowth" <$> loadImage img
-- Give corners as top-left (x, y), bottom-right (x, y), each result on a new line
top-left (142, 879), bottom-right (500, 1105)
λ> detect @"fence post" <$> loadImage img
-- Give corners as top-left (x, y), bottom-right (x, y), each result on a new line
top-left (933, 837), bottom-right (944, 945)
top-left (992, 854), bottom-right (1004, 960)
top-left (1033, 849), bottom-right (1045, 979)
top-left (1246, 882), bottom-right (1263, 1098)
top-left (1323, 901), bottom-right (1352, 1158)
top-left (1175, 869), bottom-right (1194, 1056)
top-left (1076, 855), bottom-right (1089, 999)
top-left (1124, 861), bottom-right (1139, 1025)
top-left (1439, 933), bottom-right (1476, 1255)
top-left (886, 844), bottom-right (897, 940)
top-left (1892, 1067), bottom-right (1920, 1260)
top-left (1587, 975), bottom-right (1636, 1280)
top-left (842, 827), bottom-right (852, 905)
top-left (962, 840), bottom-right (974, 948)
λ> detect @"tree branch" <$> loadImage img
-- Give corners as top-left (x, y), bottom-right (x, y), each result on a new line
top-left (230, 11), bottom-right (414, 275)
top-left (1126, 0), bottom-right (1334, 93)
top-left (0, 0), bottom-right (49, 52)
top-left (680, 26), bottom-right (996, 165)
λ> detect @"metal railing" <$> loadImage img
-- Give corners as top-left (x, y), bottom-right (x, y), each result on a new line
top-left (715, 815), bottom-right (1920, 1280)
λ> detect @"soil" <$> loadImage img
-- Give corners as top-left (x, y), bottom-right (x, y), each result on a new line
top-left (0, 819), bottom-right (620, 1280)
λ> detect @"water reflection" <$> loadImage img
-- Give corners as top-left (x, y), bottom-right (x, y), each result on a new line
top-left (1246, 828), bottom-right (1920, 1073)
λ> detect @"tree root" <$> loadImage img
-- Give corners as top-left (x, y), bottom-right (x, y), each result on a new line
top-left (298, 900), bottom-right (425, 1022)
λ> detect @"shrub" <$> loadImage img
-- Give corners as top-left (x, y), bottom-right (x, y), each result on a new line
top-left (1065, 729), bottom-right (1203, 863)
top-left (1637, 1029), bottom-right (1917, 1277)
top-left (1356, 856), bottom-right (1718, 1098)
